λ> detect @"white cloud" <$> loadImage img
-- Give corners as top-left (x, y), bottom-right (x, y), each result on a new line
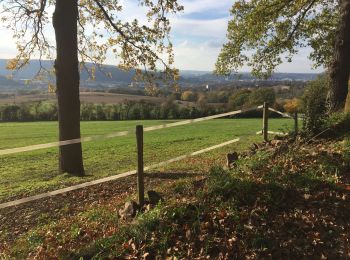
top-left (171, 17), bottom-right (229, 38)
top-left (173, 41), bottom-right (324, 73)
top-left (177, 0), bottom-right (233, 14)
top-left (0, 0), bottom-right (323, 73)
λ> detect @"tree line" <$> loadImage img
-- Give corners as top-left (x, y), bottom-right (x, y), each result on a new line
top-left (0, 100), bottom-right (229, 122)
top-left (3, 0), bottom-right (349, 175)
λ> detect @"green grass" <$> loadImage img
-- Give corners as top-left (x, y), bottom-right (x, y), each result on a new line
top-left (0, 118), bottom-right (293, 201)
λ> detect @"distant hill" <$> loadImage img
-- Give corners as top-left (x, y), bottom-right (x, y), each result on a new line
top-left (0, 59), bottom-right (135, 83)
top-left (0, 59), bottom-right (320, 90)
top-left (0, 74), bottom-right (24, 89)
top-left (180, 71), bottom-right (319, 82)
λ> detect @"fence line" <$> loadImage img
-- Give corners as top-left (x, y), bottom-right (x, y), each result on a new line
top-left (268, 107), bottom-right (292, 118)
top-left (144, 105), bottom-right (263, 132)
top-left (256, 130), bottom-right (288, 136)
top-left (0, 105), bottom-right (295, 209)
top-left (0, 138), bottom-right (240, 209)
top-left (0, 105), bottom-right (263, 156)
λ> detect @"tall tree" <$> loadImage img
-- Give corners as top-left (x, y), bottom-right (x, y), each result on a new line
top-left (1, 0), bottom-right (182, 175)
top-left (215, 0), bottom-right (349, 112)
top-left (53, 0), bottom-right (83, 174)
top-left (328, 0), bottom-right (350, 111)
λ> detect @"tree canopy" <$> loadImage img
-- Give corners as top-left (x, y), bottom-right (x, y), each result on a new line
top-left (1, 0), bottom-right (182, 88)
top-left (0, 0), bottom-right (183, 175)
top-left (215, 0), bottom-right (339, 78)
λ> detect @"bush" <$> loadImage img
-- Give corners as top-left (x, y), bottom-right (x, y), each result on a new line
top-left (181, 91), bottom-right (197, 102)
top-left (324, 112), bottom-right (350, 136)
top-left (300, 75), bottom-right (329, 135)
top-left (228, 89), bottom-right (251, 109)
top-left (248, 88), bottom-right (276, 106)
top-left (283, 98), bottom-right (300, 113)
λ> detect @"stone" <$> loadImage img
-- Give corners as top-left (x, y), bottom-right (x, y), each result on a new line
top-left (118, 201), bottom-right (139, 220)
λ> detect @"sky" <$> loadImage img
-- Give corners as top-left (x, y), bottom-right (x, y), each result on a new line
top-left (0, 0), bottom-right (324, 73)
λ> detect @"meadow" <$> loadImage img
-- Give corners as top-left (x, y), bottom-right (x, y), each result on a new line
top-left (0, 118), bottom-right (293, 202)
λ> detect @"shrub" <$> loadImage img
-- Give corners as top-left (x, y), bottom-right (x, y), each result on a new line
top-left (324, 112), bottom-right (350, 136)
top-left (181, 91), bottom-right (197, 102)
top-left (228, 89), bottom-right (251, 109)
top-left (300, 75), bottom-right (329, 135)
top-left (248, 87), bottom-right (276, 106)
top-left (283, 98), bottom-right (300, 113)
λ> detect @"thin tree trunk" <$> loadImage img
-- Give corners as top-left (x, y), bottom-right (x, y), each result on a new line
top-left (53, 0), bottom-right (84, 175)
top-left (328, 0), bottom-right (350, 112)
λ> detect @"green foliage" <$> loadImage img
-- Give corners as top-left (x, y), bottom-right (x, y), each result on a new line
top-left (216, 0), bottom-right (338, 77)
top-left (206, 91), bottom-right (231, 103)
top-left (324, 111), bottom-right (350, 136)
top-left (26, 230), bottom-right (44, 248)
top-left (181, 91), bottom-right (197, 102)
top-left (228, 89), bottom-right (251, 109)
top-left (228, 88), bottom-right (276, 110)
top-left (70, 224), bottom-right (83, 240)
top-left (248, 88), bottom-right (276, 106)
top-left (301, 76), bottom-right (329, 135)
top-left (0, 102), bottom-right (58, 121)
top-left (0, 100), bottom-right (228, 122)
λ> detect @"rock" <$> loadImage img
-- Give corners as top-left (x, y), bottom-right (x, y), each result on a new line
top-left (147, 190), bottom-right (164, 205)
top-left (118, 201), bottom-right (139, 220)
top-left (226, 152), bottom-right (239, 169)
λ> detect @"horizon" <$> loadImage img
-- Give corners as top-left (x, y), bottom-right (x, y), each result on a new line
top-left (0, 0), bottom-right (324, 74)
top-left (0, 58), bottom-right (321, 75)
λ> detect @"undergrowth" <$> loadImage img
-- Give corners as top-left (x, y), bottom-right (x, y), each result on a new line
top-left (70, 138), bottom-right (350, 259)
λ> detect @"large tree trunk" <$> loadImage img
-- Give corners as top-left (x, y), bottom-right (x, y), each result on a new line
top-left (328, 0), bottom-right (350, 112)
top-left (345, 85), bottom-right (350, 112)
top-left (53, 0), bottom-right (84, 175)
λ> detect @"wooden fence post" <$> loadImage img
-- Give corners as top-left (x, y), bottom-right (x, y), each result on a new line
top-left (136, 125), bottom-right (144, 206)
top-left (294, 112), bottom-right (298, 136)
top-left (263, 102), bottom-right (269, 142)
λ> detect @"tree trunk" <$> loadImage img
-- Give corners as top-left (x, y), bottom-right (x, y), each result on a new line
top-left (53, 0), bottom-right (84, 175)
top-left (328, 0), bottom-right (350, 112)
top-left (345, 85), bottom-right (350, 112)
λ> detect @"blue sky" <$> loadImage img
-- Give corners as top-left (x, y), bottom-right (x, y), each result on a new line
top-left (0, 0), bottom-right (323, 73)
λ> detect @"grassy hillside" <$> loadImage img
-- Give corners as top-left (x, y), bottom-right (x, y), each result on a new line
top-left (76, 137), bottom-right (349, 259)
top-left (1, 129), bottom-right (348, 258)
top-left (0, 119), bottom-right (293, 202)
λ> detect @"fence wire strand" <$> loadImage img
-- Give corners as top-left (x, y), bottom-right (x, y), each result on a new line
top-left (0, 105), bottom-right (263, 156)
top-left (0, 105), bottom-right (294, 209)
top-left (0, 138), bottom-right (240, 209)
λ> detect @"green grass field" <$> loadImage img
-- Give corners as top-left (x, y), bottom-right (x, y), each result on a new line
top-left (0, 118), bottom-right (293, 202)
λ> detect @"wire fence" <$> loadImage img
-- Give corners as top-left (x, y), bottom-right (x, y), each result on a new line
top-left (0, 104), bottom-right (296, 209)
top-left (0, 105), bottom-right (262, 156)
